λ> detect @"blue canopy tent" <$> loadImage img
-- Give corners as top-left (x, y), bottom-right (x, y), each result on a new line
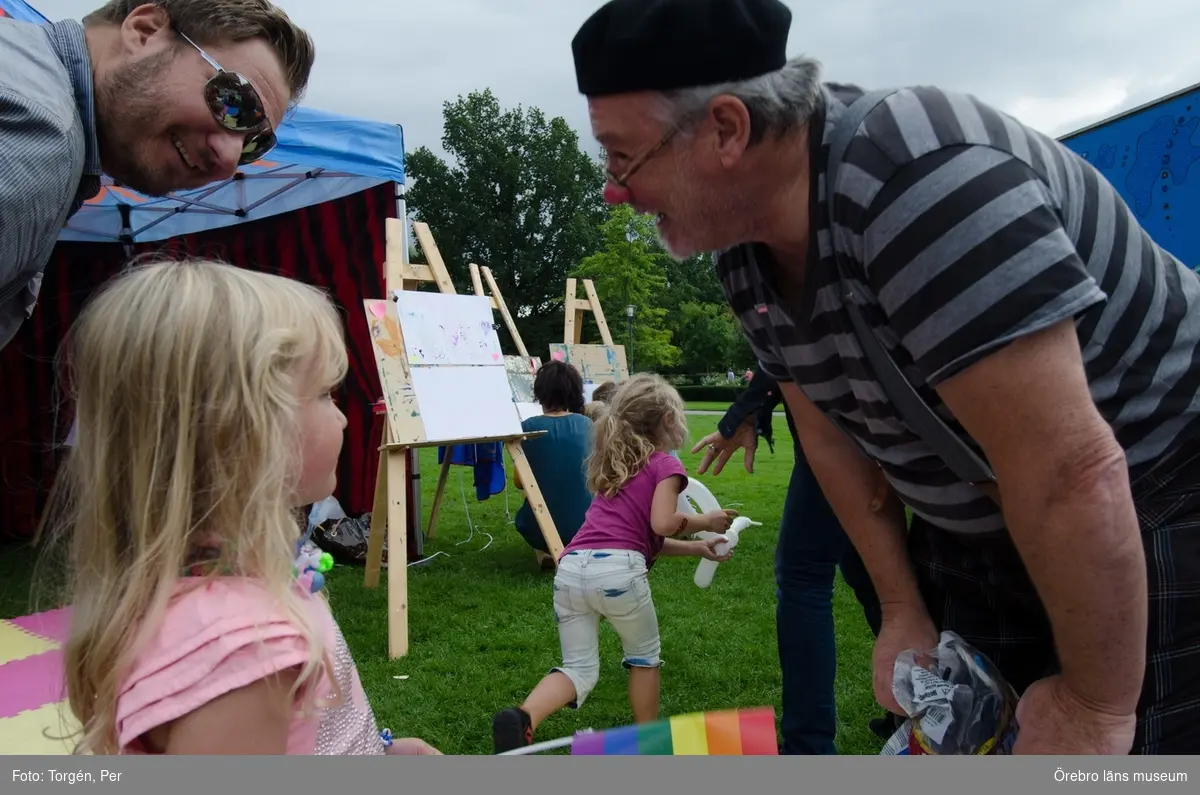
top-left (0, 0), bottom-right (44, 22)
top-left (0, 1), bottom-right (420, 546)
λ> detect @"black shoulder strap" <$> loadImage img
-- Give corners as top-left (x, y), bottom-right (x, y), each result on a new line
top-left (825, 90), bottom-right (996, 488)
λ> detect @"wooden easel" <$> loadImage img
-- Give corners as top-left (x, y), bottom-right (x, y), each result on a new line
top-left (470, 262), bottom-right (529, 358)
top-left (553, 278), bottom-right (629, 388)
top-left (362, 220), bottom-right (564, 659)
top-left (563, 277), bottom-right (616, 347)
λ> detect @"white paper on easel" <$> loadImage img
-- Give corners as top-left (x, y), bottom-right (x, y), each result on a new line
top-left (516, 402), bottom-right (543, 420)
top-left (409, 366), bottom-right (524, 441)
top-left (394, 291), bottom-right (504, 367)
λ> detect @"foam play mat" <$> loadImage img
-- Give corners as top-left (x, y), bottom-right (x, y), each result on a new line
top-left (0, 607), bottom-right (79, 754)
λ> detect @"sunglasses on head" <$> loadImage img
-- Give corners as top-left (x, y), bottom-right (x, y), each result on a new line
top-left (177, 31), bottom-right (277, 165)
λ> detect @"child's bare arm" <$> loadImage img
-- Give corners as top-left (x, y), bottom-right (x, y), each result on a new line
top-left (649, 475), bottom-right (701, 537)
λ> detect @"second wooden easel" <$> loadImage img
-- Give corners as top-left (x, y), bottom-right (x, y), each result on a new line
top-left (552, 277), bottom-right (630, 387)
top-left (362, 220), bottom-right (564, 659)
top-left (563, 276), bottom-right (616, 347)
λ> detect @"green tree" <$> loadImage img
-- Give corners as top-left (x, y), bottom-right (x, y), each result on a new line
top-left (661, 253), bottom-right (727, 308)
top-left (574, 204), bottom-right (679, 370)
top-left (672, 302), bottom-right (749, 374)
top-left (404, 89), bottom-right (607, 358)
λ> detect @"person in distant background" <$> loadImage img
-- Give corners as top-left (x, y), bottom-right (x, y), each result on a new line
top-left (514, 362), bottom-right (594, 568)
top-left (0, 0), bottom-right (314, 352)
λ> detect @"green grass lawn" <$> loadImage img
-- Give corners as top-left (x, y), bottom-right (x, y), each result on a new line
top-left (0, 416), bottom-right (882, 755)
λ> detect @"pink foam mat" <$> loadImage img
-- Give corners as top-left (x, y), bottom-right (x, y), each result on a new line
top-left (6, 607), bottom-right (72, 645)
top-left (0, 648), bottom-right (67, 719)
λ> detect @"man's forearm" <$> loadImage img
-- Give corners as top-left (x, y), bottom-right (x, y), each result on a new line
top-left (804, 444), bottom-right (922, 611)
top-left (1004, 442), bottom-right (1146, 714)
top-left (779, 383), bottom-right (926, 615)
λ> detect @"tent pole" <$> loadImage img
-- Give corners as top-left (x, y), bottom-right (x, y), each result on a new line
top-left (394, 181), bottom-right (422, 558)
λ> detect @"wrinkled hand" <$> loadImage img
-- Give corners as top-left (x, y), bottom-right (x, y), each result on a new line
top-left (386, 737), bottom-right (443, 755)
top-left (1011, 676), bottom-right (1136, 755)
top-left (696, 536), bottom-right (734, 562)
top-left (690, 420), bottom-right (758, 476)
top-left (873, 605), bottom-right (939, 715)
top-left (700, 508), bottom-right (738, 534)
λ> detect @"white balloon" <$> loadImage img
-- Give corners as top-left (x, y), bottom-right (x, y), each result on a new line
top-left (675, 477), bottom-right (761, 588)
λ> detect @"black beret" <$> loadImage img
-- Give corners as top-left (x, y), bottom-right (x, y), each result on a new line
top-left (572, 0), bottom-right (793, 97)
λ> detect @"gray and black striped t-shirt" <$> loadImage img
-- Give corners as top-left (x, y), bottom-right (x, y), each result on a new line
top-left (717, 83), bottom-right (1200, 534)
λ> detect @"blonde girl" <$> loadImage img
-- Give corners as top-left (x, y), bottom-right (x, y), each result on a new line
top-left (492, 373), bottom-right (736, 752)
top-left (50, 259), bottom-right (438, 756)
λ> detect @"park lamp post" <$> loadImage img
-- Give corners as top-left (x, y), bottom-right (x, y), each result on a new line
top-left (625, 304), bottom-right (636, 373)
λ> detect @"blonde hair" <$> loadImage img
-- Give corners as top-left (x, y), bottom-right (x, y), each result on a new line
top-left (46, 259), bottom-right (348, 755)
top-left (582, 401), bottom-right (607, 422)
top-left (587, 374), bottom-right (687, 498)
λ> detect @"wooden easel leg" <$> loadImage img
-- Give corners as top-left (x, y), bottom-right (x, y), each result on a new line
top-left (363, 443), bottom-right (388, 589)
top-left (505, 440), bottom-right (564, 563)
top-left (386, 448), bottom-right (410, 658)
top-left (426, 450), bottom-right (453, 539)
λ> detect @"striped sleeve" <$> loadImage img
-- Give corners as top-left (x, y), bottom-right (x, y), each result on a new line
top-left (860, 144), bottom-right (1108, 386)
top-left (0, 89), bottom-right (75, 291)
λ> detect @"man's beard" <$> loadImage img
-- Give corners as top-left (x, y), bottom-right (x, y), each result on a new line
top-left (655, 170), bottom-right (753, 261)
top-left (94, 51), bottom-right (180, 198)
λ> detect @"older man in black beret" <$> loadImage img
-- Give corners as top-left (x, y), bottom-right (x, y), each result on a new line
top-left (570, 0), bottom-right (1200, 756)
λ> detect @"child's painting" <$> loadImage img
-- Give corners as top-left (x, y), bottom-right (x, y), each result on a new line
top-left (365, 297), bottom-right (524, 444)
top-left (393, 291), bottom-right (505, 367)
top-left (548, 343), bottom-right (628, 385)
top-left (505, 356), bottom-right (543, 420)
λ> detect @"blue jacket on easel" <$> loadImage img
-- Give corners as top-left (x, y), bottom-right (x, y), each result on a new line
top-left (438, 443), bottom-right (506, 501)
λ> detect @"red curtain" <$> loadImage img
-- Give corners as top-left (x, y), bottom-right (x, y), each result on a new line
top-left (0, 182), bottom-right (394, 540)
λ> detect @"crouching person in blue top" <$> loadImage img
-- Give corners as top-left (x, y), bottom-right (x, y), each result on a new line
top-left (514, 361), bottom-right (594, 568)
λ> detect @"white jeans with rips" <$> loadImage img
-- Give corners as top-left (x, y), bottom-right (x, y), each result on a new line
top-left (550, 548), bottom-right (661, 708)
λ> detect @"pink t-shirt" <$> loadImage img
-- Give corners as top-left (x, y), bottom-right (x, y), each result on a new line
top-left (561, 451), bottom-right (688, 568)
top-left (115, 578), bottom-right (385, 755)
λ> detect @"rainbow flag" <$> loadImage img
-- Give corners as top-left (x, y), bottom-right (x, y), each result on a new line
top-left (571, 706), bottom-right (777, 755)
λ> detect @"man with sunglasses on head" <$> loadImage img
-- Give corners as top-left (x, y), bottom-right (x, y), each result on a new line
top-left (572, 0), bottom-right (1200, 755)
top-left (0, 0), bottom-right (313, 351)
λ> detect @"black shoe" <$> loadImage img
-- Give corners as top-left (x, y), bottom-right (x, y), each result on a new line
top-left (492, 706), bottom-right (533, 754)
top-left (869, 712), bottom-right (902, 739)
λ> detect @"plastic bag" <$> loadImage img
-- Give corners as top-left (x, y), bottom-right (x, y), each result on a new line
top-left (311, 514), bottom-right (383, 566)
top-left (307, 496), bottom-right (347, 531)
top-left (880, 630), bottom-right (1019, 755)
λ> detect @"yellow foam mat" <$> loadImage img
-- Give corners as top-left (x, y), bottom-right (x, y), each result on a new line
top-left (0, 621), bottom-right (58, 665)
top-left (0, 701), bottom-right (80, 755)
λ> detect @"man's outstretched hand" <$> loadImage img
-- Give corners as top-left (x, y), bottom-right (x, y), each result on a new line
top-left (691, 419), bottom-right (758, 475)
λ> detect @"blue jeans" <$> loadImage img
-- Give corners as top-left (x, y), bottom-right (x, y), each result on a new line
top-left (776, 452), bottom-right (882, 755)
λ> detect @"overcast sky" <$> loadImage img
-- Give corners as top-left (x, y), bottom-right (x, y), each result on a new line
top-left (35, 0), bottom-right (1200, 161)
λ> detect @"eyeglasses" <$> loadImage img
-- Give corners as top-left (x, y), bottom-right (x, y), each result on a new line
top-left (607, 125), bottom-right (680, 188)
top-left (177, 31), bottom-right (277, 165)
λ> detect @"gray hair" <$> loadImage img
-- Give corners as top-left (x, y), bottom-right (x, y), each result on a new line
top-left (656, 55), bottom-right (824, 146)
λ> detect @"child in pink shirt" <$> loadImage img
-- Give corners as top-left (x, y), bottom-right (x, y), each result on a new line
top-left (492, 374), bottom-right (737, 753)
top-left (50, 260), bottom-right (439, 756)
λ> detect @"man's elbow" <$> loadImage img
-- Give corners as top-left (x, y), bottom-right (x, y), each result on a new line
top-left (1038, 426), bottom-right (1140, 551)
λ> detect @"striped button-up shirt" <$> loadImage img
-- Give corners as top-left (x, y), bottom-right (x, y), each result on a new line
top-left (0, 17), bottom-right (102, 350)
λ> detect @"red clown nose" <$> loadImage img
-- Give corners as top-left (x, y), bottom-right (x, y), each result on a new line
top-left (603, 182), bottom-right (630, 205)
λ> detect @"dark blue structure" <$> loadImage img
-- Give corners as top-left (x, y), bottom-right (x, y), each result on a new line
top-left (1060, 83), bottom-right (1200, 269)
